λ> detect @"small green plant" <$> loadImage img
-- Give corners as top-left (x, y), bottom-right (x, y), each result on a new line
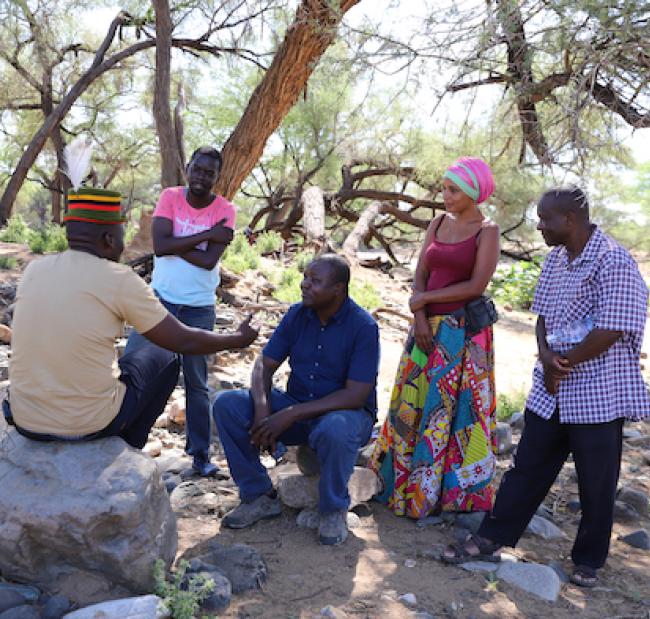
top-left (294, 250), bottom-right (314, 272)
top-left (496, 391), bottom-right (526, 422)
top-left (272, 266), bottom-right (303, 303)
top-left (489, 258), bottom-right (542, 310)
top-left (27, 225), bottom-right (68, 254)
top-left (255, 231), bottom-right (283, 255)
top-left (153, 559), bottom-right (215, 619)
top-left (0, 215), bottom-right (30, 244)
top-left (221, 233), bottom-right (260, 274)
top-left (350, 280), bottom-right (381, 311)
top-left (0, 256), bottom-right (17, 270)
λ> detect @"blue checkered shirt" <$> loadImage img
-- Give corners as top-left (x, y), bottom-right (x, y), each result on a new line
top-left (526, 227), bottom-right (650, 423)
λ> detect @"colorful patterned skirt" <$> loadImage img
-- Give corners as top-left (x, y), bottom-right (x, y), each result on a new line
top-left (369, 314), bottom-right (497, 517)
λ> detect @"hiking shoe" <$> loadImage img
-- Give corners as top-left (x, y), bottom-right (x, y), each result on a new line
top-left (318, 510), bottom-right (348, 546)
top-left (222, 494), bottom-right (282, 529)
top-left (192, 457), bottom-right (220, 478)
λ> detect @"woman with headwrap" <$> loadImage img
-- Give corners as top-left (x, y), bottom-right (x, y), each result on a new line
top-left (368, 157), bottom-right (500, 518)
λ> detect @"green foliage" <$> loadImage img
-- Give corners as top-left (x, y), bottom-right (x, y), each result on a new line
top-left (0, 256), bottom-right (17, 270)
top-left (294, 251), bottom-right (314, 272)
top-left (221, 233), bottom-right (260, 274)
top-left (153, 559), bottom-right (215, 619)
top-left (0, 215), bottom-right (31, 244)
top-left (496, 391), bottom-right (526, 422)
top-left (489, 258), bottom-right (543, 310)
top-left (255, 231), bottom-right (283, 255)
top-left (350, 280), bottom-right (381, 311)
top-left (27, 224), bottom-right (68, 254)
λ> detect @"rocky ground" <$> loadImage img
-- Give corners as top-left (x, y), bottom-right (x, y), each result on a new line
top-left (0, 242), bottom-right (649, 618)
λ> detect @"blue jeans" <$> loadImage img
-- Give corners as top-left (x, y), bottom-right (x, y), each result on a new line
top-left (126, 293), bottom-right (216, 461)
top-left (213, 389), bottom-right (374, 513)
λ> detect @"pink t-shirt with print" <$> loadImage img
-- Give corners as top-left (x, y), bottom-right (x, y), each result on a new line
top-left (151, 186), bottom-right (236, 306)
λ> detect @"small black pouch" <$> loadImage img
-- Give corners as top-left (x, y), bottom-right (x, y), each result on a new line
top-left (464, 295), bottom-right (498, 336)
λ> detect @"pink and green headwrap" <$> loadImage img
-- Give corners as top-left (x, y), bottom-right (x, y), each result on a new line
top-left (443, 157), bottom-right (495, 204)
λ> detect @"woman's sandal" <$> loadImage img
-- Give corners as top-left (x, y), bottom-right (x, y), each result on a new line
top-left (441, 534), bottom-right (502, 565)
top-left (570, 565), bottom-right (598, 588)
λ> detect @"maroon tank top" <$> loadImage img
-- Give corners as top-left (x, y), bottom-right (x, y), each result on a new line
top-left (424, 216), bottom-right (480, 314)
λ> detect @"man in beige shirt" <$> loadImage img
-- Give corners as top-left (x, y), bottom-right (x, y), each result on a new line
top-left (6, 187), bottom-right (256, 448)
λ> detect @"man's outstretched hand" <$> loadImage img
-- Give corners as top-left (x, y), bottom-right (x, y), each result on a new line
top-left (235, 314), bottom-right (259, 348)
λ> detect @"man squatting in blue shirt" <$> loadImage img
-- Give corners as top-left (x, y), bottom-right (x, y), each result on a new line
top-left (214, 254), bottom-right (380, 546)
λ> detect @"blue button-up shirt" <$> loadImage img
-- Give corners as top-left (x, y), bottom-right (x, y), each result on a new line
top-left (263, 298), bottom-right (380, 415)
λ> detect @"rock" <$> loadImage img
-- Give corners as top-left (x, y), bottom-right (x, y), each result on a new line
top-left (63, 595), bottom-right (169, 618)
top-left (614, 500), bottom-right (640, 523)
top-left (347, 512), bottom-right (361, 528)
top-left (566, 499), bottom-right (581, 514)
top-left (190, 571), bottom-right (231, 614)
top-left (526, 515), bottom-right (566, 540)
top-left (42, 594), bottom-right (72, 619)
top-left (456, 512), bottom-right (486, 534)
top-left (296, 509), bottom-right (320, 529)
top-left (495, 422), bottom-right (513, 454)
top-left (197, 542), bottom-right (268, 594)
top-left (496, 562), bottom-right (561, 602)
top-left (441, 512), bottom-right (456, 525)
top-left (547, 560), bottom-right (570, 584)
top-left (296, 445), bottom-right (320, 477)
top-left (0, 590), bottom-right (26, 614)
top-left (355, 441), bottom-right (376, 468)
top-left (153, 413), bottom-right (170, 429)
top-left (0, 584), bottom-right (40, 603)
top-left (170, 481), bottom-right (205, 509)
top-left (619, 529), bottom-right (650, 550)
top-left (162, 473), bottom-right (182, 494)
top-left (398, 593), bottom-right (417, 607)
top-left (277, 467), bottom-right (381, 510)
top-left (625, 435), bottom-right (650, 448)
top-left (154, 452), bottom-right (190, 474)
top-left (0, 606), bottom-right (40, 619)
top-left (642, 450), bottom-right (650, 466)
top-left (452, 527), bottom-right (471, 542)
top-left (617, 486), bottom-right (649, 517)
top-left (535, 504), bottom-right (554, 520)
top-left (623, 427), bottom-right (643, 439)
top-left (166, 397), bottom-right (186, 426)
top-left (459, 561), bottom-right (499, 573)
top-left (320, 605), bottom-right (344, 618)
top-left (509, 411), bottom-right (525, 431)
top-left (0, 433), bottom-right (177, 605)
top-left (416, 515), bottom-right (444, 528)
top-left (0, 324), bottom-right (11, 344)
top-left (143, 438), bottom-right (162, 458)
top-left (194, 492), bottom-right (221, 513)
top-left (413, 613), bottom-right (435, 619)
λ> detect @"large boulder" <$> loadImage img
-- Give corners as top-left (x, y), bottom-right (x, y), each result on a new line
top-left (0, 430), bottom-right (177, 605)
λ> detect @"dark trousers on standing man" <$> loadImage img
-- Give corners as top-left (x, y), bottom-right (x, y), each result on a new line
top-left (478, 408), bottom-right (623, 570)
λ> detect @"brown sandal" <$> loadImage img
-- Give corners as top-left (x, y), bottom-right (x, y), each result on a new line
top-left (570, 565), bottom-right (597, 588)
top-left (441, 534), bottom-right (502, 565)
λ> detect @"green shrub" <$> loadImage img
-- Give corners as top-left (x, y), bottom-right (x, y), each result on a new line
top-left (28, 225), bottom-right (68, 254)
top-left (0, 256), bottom-right (17, 270)
top-left (489, 258), bottom-right (542, 310)
top-left (0, 215), bottom-right (30, 244)
top-left (221, 233), bottom-right (260, 274)
top-left (153, 559), bottom-right (215, 619)
top-left (496, 391), bottom-right (526, 422)
top-left (272, 266), bottom-right (302, 303)
top-left (255, 231), bottom-right (283, 254)
top-left (350, 280), bottom-right (381, 311)
top-left (294, 250), bottom-right (314, 272)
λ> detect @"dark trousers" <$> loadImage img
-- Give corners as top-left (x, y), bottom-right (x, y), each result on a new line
top-left (478, 408), bottom-right (623, 570)
top-left (6, 340), bottom-right (179, 449)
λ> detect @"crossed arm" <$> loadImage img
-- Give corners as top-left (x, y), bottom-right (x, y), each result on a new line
top-left (152, 216), bottom-right (233, 270)
top-left (247, 355), bottom-right (373, 452)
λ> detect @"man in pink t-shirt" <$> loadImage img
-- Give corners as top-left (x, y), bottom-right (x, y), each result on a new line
top-left (126, 146), bottom-right (235, 476)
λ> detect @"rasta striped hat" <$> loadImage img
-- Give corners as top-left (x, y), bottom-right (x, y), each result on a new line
top-left (64, 187), bottom-right (125, 224)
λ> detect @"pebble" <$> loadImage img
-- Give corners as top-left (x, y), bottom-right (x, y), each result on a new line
top-left (404, 559), bottom-right (416, 568)
top-left (193, 571), bottom-right (232, 613)
top-left (42, 594), bottom-right (72, 619)
top-left (623, 427), bottom-right (643, 439)
top-left (526, 515), bottom-right (566, 540)
top-left (619, 529), bottom-right (650, 550)
top-left (346, 512), bottom-right (361, 528)
top-left (320, 605), bottom-right (343, 618)
top-left (413, 613), bottom-right (435, 619)
top-left (617, 486), bottom-right (649, 517)
top-left (0, 584), bottom-right (40, 603)
top-left (614, 500), bottom-right (640, 523)
top-left (62, 595), bottom-right (167, 618)
top-left (398, 593), bottom-right (417, 607)
top-left (496, 561), bottom-right (561, 602)
top-left (642, 450), bottom-right (650, 466)
top-left (459, 561), bottom-right (499, 573)
top-left (0, 605), bottom-right (40, 619)
top-left (416, 515), bottom-right (443, 528)
top-left (143, 438), bottom-right (162, 457)
top-left (0, 590), bottom-right (26, 614)
top-left (566, 499), bottom-right (581, 514)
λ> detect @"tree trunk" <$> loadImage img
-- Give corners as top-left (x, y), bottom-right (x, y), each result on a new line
top-left (174, 81), bottom-right (187, 176)
top-left (342, 200), bottom-right (382, 259)
top-left (214, 0), bottom-right (360, 200)
top-left (153, 0), bottom-right (183, 188)
top-left (302, 186), bottom-right (325, 242)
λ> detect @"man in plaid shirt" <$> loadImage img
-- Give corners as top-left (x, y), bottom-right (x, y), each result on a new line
top-left (444, 187), bottom-right (650, 587)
